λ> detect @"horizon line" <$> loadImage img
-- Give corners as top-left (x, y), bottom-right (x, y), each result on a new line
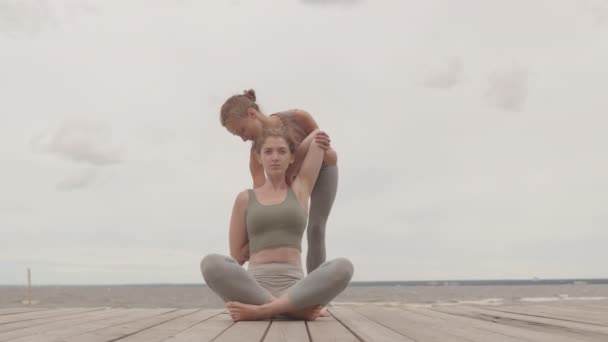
top-left (2, 277), bottom-right (607, 287)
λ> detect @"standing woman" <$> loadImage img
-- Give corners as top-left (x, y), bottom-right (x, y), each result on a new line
top-left (219, 89), bottom-right (338, 274)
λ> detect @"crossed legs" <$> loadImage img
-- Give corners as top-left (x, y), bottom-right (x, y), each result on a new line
top-left (201, 254), bottom-right (353, 321)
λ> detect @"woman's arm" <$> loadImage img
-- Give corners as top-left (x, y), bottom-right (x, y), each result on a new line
top-left (286, 130), bottom-right (330, 184)
top-left (249, 143), bottom-right (266, 188)
top-left (292, 109), bottom-right (336, 165)
top-left (229, 190), bottom-right (249, 265)
top-left (292, 130), bottom-right (325, 199)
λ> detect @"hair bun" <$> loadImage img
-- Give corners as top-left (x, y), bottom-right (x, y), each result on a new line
top-left (242, 89), bottom-right (256, 102)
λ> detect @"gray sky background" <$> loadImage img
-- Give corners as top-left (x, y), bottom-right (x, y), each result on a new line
top-left (1, 0), bottom-right (607, 285)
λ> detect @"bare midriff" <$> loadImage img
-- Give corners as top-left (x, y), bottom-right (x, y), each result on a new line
top-left (249, 246), bottom-right (302, 265)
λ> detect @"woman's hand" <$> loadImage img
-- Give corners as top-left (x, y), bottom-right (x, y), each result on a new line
top-left (236, 243), bottom-right (250, 265)
top-left (314, 131), bottom-right (331, 151)
top-left (286, 130), bottom-right (330, 185)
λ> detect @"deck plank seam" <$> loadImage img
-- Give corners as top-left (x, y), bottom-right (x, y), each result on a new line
top-left (156, 309), bottom-right (226, 342)
top-left (473, 325), bottom-right (538, 342)
top-left (400, 307), bottom-right (536, 342)
top-left (326, 310), bottom-right (366, 342)
top-left (106, 308), bottom-right (200, 342)
top-left (482, 307), bottom-right (608, 327)
top-left (259, 320), bottom-right (272, 342)
top-left (62, 309), bottom-right (177, 340)
top-left (480, 314), bottom-right (608, 339)
top-left (0, 308), bottom-right (133, 335)
top-left (304, 320), bottom-right (312, 342)
top-left (207, 320), bottom-right (236, 342)
top-left (449, 309), bottom-right (608, 339)
top-left (427, 308), bottom-right (577, 342)
top-left (332, 308), bottom-right (414, 342)
top-left (0, 309), bottom-right (52, 317)
top-left (353, 307), bottom-right (421, 342)
top-left (0, 308), bottom-right (105, 326)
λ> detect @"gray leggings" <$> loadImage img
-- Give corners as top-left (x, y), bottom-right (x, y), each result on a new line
top-left (200, 254), bottom-right (353, 309)
top-left (307, 166), bottom-right (339, 273)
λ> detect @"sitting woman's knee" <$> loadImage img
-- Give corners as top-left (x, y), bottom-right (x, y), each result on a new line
top-left (200, 253), bottom-right (227, 280)
top-left (331, 258), bottom-right (354, 285)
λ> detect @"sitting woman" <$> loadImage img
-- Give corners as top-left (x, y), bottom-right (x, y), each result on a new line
top-left (200, 127), bottom-right (353, 321)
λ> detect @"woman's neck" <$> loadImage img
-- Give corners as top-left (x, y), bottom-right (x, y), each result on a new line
top-left (264, 176), bottom-right (288, 191)
top-left (258, 112), bottom-right (281, 128)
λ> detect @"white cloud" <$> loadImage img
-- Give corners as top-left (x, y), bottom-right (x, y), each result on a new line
top-left (56, 167), bottom-right (98, 191)
top-left (0, 0), bottom-right (96, 37)
top-left (422, 57), bottom-right (464, 89)
top-left (31, 119), bottom-right (124, 166)
top-left (587, 0), bottom-right (608, 24)
top-left (484, 64), bottom-right (529, 111)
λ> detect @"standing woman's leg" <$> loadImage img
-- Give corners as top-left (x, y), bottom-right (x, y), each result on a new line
top-left (306, 165), bottom-right (339, 274)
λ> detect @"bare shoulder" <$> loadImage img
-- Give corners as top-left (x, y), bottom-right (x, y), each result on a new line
top-left (291, 109), bottom-right (318, 132)
top-left (292, 109), bottom-right (313, 121)
top-left (234, 190), bottom-right (250, 208)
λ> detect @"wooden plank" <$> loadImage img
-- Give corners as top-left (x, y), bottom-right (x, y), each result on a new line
top-left (0, 309), bottom-right (127, 341)
top-left (7, 304), bottom-right (608, 342)
top-left (0, 308), bottom-right (102, 325)
top-left (306, 316), bottom-right (359, 342)
top-left (329, 307), bottom-right (414, 342)
top-left (263, 320), bottom-right (309, 342)
top-left (419, 306), bottom-right (583, 342)
top-left (0, 308), bottom-right (110, 333)
top-left (563, 302), bottom-right (608, 309)
top-left (556, 303), bottom-right (608, 313)
top-left (494, 304), bottom-right (608, 325)
top-left (213, 321), bottom-right (270, 342)
top-left (117, 309), bottom-right (222, 342)
top-left (164, 313), bottom-right (233, 342)
top-left (0, 309), bottom-right (49, 316)
top-left (356, 304), bottom-right (501, 342)
top-left (435, 305), bottom-right (608, 342)
top-left (12, 308), bottom-right (172, 342)
top-left (59, 309), bottom-right (195, 342)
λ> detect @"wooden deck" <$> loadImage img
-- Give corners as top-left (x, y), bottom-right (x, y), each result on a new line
top-left (1, 302), bottom-right (607, 341)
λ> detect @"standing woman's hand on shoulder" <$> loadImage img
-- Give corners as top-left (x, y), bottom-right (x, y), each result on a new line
top-left (292, 109), bottom-right (337, 166)
top-left (314, 131), bottom-right (331, 151)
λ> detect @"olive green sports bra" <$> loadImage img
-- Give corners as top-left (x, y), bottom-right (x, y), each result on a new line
top-left (246, 187), bottom-right (307, 254)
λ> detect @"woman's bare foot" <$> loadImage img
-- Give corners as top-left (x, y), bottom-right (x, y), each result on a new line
top-left (285, 305), bottom-right (322, 321)
top-left (226, 302), bottom-right (269, 321)
top-left (319, 308), bottom-right (330, 317)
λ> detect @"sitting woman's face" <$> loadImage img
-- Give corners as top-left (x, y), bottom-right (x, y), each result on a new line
top-left (258, 136), bottom-right (294, 176)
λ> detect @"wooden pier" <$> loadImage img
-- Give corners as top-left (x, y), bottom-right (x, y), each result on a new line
top-left (1, 301), bottom-right (607, 341)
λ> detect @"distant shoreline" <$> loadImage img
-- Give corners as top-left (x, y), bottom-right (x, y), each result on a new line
top-left (2, 278), bottom-right (607, 287)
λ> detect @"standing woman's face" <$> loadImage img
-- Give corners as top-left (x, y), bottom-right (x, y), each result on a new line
top-left (224, 117), bottom-right (255, 142)
top-left (224, 109), bottom-right (263, 142)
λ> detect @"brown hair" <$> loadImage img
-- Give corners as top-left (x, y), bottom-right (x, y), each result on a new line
top-left (220, 89), bottom-right (260, 126)
top-left (253, 126), bottom-right (296, 154)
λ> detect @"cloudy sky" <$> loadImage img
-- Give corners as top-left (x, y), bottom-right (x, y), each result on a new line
top-left (1, 0), bottom-right (607, 285)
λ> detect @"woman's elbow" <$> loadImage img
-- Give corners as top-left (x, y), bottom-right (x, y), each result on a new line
top-left (325, 148), bottom-right (338, 166)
